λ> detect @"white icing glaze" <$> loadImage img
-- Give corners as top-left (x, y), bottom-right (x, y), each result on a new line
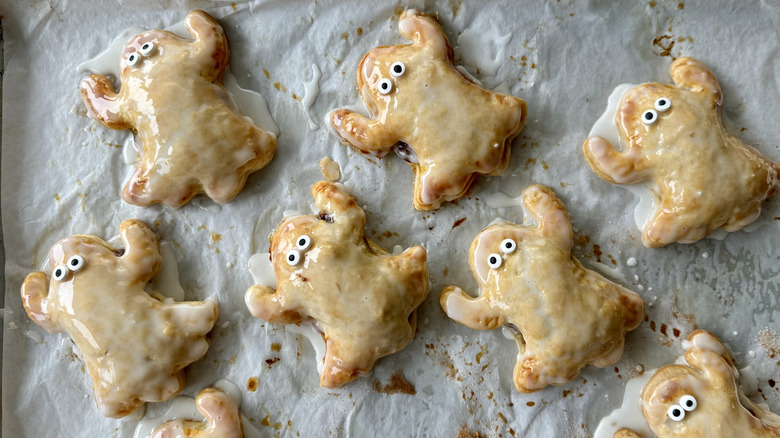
top-left (626, 257), bottom-right (638, 267)
top-left (738, 365), bottom-right (759, 396)
top-left (283, 209), bottom-right (303, 218)
top-left (301, 64), bottom-right (322, 130)
top-left (23, 329), bottom-right (44, 344)
top-left (593, 369), bottom-right (657, 438)
top-left (150, 242), bottom-right (185, 302)
top-left (132, 380), bottom-right (262, 438)
top-left (456, 28), bottom-right (512, 77)
top-left (247, 252), bottom-right (277, 288)
top-left (484, 192), bottom-right (524, 209)
top-left (213, 378), bottom-right (242, 407)
top-left (588, 83), bottom-right (636, 150)
top-left (392, 245), bottom-right (404, 256)
top-left (122, 134), bottom-right (142, 165)
top-left (285, 322), bottom-right (327, 374)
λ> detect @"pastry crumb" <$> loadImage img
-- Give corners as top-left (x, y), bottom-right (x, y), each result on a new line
top-left (318, 157), bottom-right (341, 181)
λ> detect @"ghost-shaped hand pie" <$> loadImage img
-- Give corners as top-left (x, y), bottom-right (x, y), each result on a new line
top-left (330, 9), bottom-right (527, 211)
top-left (148, 388), bottom-right (243, 438)
top-left (21, 219), bottom-right (218, 418)
top-left (622, 330), bottom-right (780, 438)
top-left (440, 185), bottom-right (644, 393)
top-left (583, 57), bottom-right (780, 247)
top-left (245, 181), bottom-right (429, 388)
top-left (80, 10), bottom-right (276, 207)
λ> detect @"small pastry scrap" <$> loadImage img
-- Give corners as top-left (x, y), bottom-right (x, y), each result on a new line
top-left (245, 181), bottom-right (429, 388)
top-left (21, 219), bottom-right (218, 418)
top-left (148, 388), bottom-right (243, 438)
top-left (619, 330), bottom-right (780, 438)
top-left (583, 57), bottom-right (780, 247)
top-left (440, 185), bottom-right (644, 392)
top-left (80, 10), bottom-right (276, 207)
top-left (330, 9), bottom-right (527, 211)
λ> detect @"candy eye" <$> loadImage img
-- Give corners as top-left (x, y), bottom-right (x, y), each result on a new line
top-left (139, 42), bottom-right (155, 56)
top-left (127, 52), bottom-right (140, 67)
top-left (500, 239), bottom-right (516, 254)
top-left (642, 109), bottom-right (658, 125)
top-left (67, 255), bottom-right (85, 272)
top-left (667, 404), bottom-right (685, 421)
top-left (487, 253), bottom-right (503, 269)
top-left (654, 97), bottom-right (671, 112)
top-left (378, 78), bottom-right (393, 95)
top-left (679, 395), bottom-right (697, 411)
top-left (53, 265), bottom-right (69, 282)
top-left (286, 250), bottom-right (302, 266)
top-left (296, 235), bottom-right (312, 251)
top-left (390, 61), bottom-right (406, 77)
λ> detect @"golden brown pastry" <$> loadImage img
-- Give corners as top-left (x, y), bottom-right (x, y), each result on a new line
top-left (245, 181), bottom-right (429, 388)
top-left (21, 219), bottom-right (218, 418)
top-left (330, 9), bottom-right (526, 211)
top-left (440, 185), bottom-right (644, 392)
top-left (583, 57), bottom-right (780, 247)
top-left (149, 388), bottom-right (243, 438)
top-left (621, 330), bottom-right (780, 438)
top-left (80, 10), bottom-right (276, 207)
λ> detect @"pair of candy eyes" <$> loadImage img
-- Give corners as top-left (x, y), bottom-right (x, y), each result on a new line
top-left (286, 235), bottom-right (313, 266)
top-left (52, 255), bottom-right (86, 281)
top-left (377, 61), bottom-right (406, 95)
top-left (487, 238), bottom-right (518, 269)
top-left (641, 98), bottom-right (672, 125)
top-left (126, 42), bottom-right (156, 67)
top-left (667, 395), bottom-right (697, 421)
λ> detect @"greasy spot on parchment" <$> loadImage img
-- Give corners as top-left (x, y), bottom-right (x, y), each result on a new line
top-left (247, 376), bottom-right (258, 392)
top-left (456, 425), bottom-right (486, 438)
top-left (373, 369), bottom-right (416, 395)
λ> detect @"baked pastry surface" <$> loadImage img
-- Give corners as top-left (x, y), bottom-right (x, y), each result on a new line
top-left (80, 10), bottom-right (276, 207)
top-left (21, 219), bottom-right (218, 417)
top-left (621, 330), bottom-right (780, 438)
top-left (245, 181), bottom-right (429, 388)
top-left (330, 9), bottom-right (526, 210)
top-left (583, 57), bottom-right (780, 247)
top-left (149, 388), bottom-right (243, 438)
top-left (440, 185), bottom-right (644, 392)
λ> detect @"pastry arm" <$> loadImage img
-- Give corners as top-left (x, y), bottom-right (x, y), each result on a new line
top-left (311, 181), bottom-right (366, 239)
top-left (245, 285), bottom-right (301, 324)
top-left (21, 272), bottom-right (57, 332)
top-left (186, 9), bottom-right (229, 80)
top-left (118, 219), bottom-right (162, 283)
top-left (583, 136), bottom-right (649, 185)
top-left (671, 57), bottom-right (722, 107)
top-left (197, 388), bottom-right (244, 437)
top-left (521, 185), bottom-right (573, 249)
top-left (330, 109), bottom-right (397, 157)
top-left (440, 286), bottom-right (504, 330)
top-left (79, 74), bottom-right (128, 130)
top-left (398, 10), bottom-right (452, 62)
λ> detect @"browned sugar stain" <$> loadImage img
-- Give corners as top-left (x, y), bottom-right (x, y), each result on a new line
top-left (373, 369), bottom-right (416, 395)
top-left (526, 401), bottom-right (535, 406)
top-left (452, 217), bottom-right (467, 229)
top-left (456, 426), bottom-right (485, 438)
top-left (270, 342), bottom-right (282, 352)
top-left (247, 376), bottom-right (258, 392)
top-left (593, 244), bottom-right (603, 263)
top-left (653, 35), bottom-right (676, 58)
top-left (265, 357), bottom-right (280, 368)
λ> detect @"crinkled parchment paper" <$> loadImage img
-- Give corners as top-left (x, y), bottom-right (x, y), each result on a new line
top-left (2, 1), bottom-right (780, 436)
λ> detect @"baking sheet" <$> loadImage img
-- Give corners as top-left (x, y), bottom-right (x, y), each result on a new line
top-left (2, 0), bottom-right (780, 436)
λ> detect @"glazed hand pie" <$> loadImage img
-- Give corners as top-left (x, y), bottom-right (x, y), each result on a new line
top-left (149, 388), bottom-right (243, 438)
top-left (440, 185), bottom-right (644, 393)
top-left (583, 57), bottom-right (780, 247)
top-left (245, 181), bottom-right (429, 388)
top-left (330, 9), bottom-right (526, 211)
top-left (80, 10), bottom-right (276, 208)
top-left (21, 219), bottom-right (218, 417)
top-left (622, 330), bottom-right (780, 438)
